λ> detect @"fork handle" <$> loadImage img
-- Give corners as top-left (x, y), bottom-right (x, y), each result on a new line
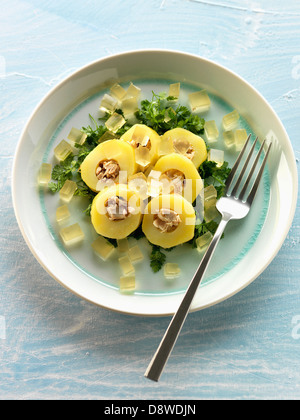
top-left (144, 215), bottom-right (231, 382)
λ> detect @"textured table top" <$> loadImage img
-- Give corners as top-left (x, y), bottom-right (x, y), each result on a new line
top-left (1, 0), bottom-right (299, 400)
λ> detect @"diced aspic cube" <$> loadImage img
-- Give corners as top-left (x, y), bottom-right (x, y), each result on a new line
top-left (222, 109), bottom-right (239, 131)
top-left (158, 136), bottom-right (174, 156)
top-left (128, 245), bottom-right (144, 264)
top-left (205, 204), bottom-right (220, 222)
top-left (59, 180), bottom-right (77, 203)
top-left (60, 223), bottom-right (84, 246)
top-left (196, 231), bottom-right (213, 252)
top-left (143, 165), bottom-right (154, 177)
top-left (169, 82), bottom-right (180, 100)
top-left (119, 255), bottom-right (135, 276)
top-left (164, 107), bottom-right (176, 123)
top-left (117, 238), bottom-right (129, 254)
top-left (164, 263), bottom-right (181, 279)
top-left (121, 96), bottom-right (138, 117)
top-left (54, 140), bottom-right (73, 162)
top-left (208, 148), bottom-right (224, 167)
top-left (99, 94), bottom-right (118, 113)
top-left (98, 131), bottom-right (118, 143)
top-left (67, 127), bottom-right (87, 145)
top-left (173, 137), bottom-right (190, 155)
top-left (147, 170), bottom-right (162, 197)
top-left (105, 112), bottom-right (126, 133)
top-left (128, 172), bottom-right (148, 200)
top-left (126, 82), bottom-right (141, 99)
top-left (92, 236), bottom-right (115, 261)
top-left (204, 185), bottom-right (217, 208)
top-left (56, 204), bottom-right (70, 224)
top-left (135, 146), bottom-right (151, 168)
top-left (235, 129), bottom-right (248, 151)
top-left (204, 120), bottom-right (219, 142)
top-left (189, 90), bottom-right (211, 112)
top-left (110, 83), bottom-right (127, 100)
top-left (120, 275), bottom-right (135, 293)
top-left (223, 130), bottom-right (235, 149)
top-left (92, 236), bottom-right (115, 260)
top-left (38, 163), bottom-right (52, 186)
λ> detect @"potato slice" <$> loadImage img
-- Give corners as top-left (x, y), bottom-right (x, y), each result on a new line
top-left (80, 139), bottom-right (136, 192)
top-left (142, 194), bottom-right (195, 248)
top-left (120, 124), bottom-right (161, 169)
top-left (153, 153), bottom-right (203, 203)
top-left (91, 184), bottom-right (142, 239)
top-left (161, 128), bottom-right (207, 168)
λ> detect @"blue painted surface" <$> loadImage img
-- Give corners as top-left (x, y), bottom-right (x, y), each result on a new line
top-left (1, 0), bottom-right (300, 400)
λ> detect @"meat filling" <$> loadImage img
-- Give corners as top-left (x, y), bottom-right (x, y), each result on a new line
top-left (96, 159), bottom-right (120, 181)
top-left (173, 138), bottom-right (195, 160)
top-left (153, 208), bottom-right (181, 233)
top-left (185, 146), bottom-right (195, 160)
top-left (128, 135), bottom-right (151, 150)
top-left (105, 196), bottom-right (133, 221)
top-left (161, 169), bottom-right (185, 194)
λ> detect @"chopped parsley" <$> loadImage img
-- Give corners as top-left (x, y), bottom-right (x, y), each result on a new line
top-left (135, 91), bottom-right (205, 135)
top-left (48, 154), bottom-right (77, 193)
top-left (150, 245), bottom-right (167, 273)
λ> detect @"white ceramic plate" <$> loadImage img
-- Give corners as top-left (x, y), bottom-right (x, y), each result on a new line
top-left (12, 50), bottom-right (298, 316)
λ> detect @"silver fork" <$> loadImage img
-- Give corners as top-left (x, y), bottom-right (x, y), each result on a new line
top-left (145, 135), bottom-right (272, 382)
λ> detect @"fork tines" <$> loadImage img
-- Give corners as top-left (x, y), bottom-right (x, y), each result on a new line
top-left (225, 134), bottom-right (272, 204)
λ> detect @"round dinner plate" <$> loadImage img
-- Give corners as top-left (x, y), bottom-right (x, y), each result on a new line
top-left (12, 50), bottom-right (298, 316)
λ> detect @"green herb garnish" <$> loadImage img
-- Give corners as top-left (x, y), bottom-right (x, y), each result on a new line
top-left (150, 245), bottom-right (167, 273)
top-left (135, 91), bottom-right (205, 135)
top-left (198, 160), bottom-right (231, 198)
